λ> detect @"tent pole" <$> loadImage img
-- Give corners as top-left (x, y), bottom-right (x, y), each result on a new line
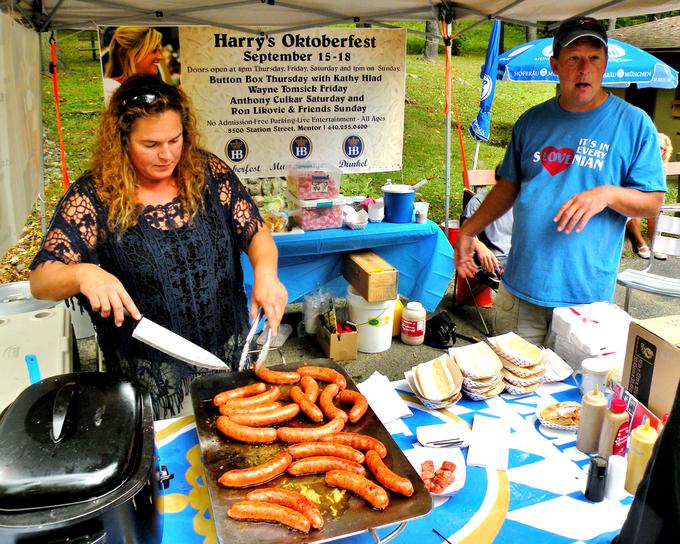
top-left (472, 140), bottom-right (480, 171)
top-left (445, 106), bottom-right (451, 240)
top-left (38, 31), bottom-right (46, 234)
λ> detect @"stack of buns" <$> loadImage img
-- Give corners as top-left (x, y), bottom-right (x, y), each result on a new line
top-left (405, 354), bottom-right (463, 409)
top-left (450, 341), bottom-right (504, 401)
top-left (489, 332), bottom-right (546, 395)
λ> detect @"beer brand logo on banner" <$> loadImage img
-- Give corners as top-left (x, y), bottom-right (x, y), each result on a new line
top-left (290, 136), bottom-right (312, 159)
top-left (225, 138), bottom-right (248, 163)
top-left (343, 135), bottom-right (364, 158)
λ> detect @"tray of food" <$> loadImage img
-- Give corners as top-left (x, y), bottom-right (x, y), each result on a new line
top-left (190, 358), bottom-right (433, 543)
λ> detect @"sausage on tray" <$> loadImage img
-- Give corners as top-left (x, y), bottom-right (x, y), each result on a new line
top-left (300, 375), bottom-right (320, 403)
top-left (318, 383), bottom-right (348, 422)
top-left (287, 455), bottom-right (366, 477)
top-left (215, 415), bottom-right (277, 444)
top-left (255, 365), bottom-right (301, 385)
top-left (228, 403), bottom-right (300, 427)
top-left (336, 389), bottom-right (369, 423)
top-left (296, 366), bottom-right (347, 390)
top-left (319, 432), bottom-right (388, 458)
top-left (245, 487), bottom-right (324, 529)
top-left (286, 441), bottom-right (365, 464)
top-left (289, 385), bottom-right (324, 422)
top-left (325, 470), bottom-right (390, 510)
top-left (365, 450), bottom-right (414, 497)
top-left (213, 382), bottom-right (266, 406)
top-left (219, 386), bottom-right (281, 410)
top-left (277, 416), bottom-right (345, 443)
top-left (219, 401), bottom-right (283, 416)
top-left (227, 500), bottom-right (311, 533)
top-left (218, 451), bottom-right (292, 488)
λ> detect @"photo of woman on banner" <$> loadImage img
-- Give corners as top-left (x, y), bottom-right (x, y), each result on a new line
top-left (100, 26), bottom-right (181, 104)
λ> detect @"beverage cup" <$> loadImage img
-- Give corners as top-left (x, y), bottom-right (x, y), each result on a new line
top-left (368, 202), bottom-right (384, 223)
top-left (574, 357), bottom-right (611, 395)
top-left (414, 202), bottom-right (429, 224)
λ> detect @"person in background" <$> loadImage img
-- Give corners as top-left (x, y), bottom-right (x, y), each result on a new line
top-left (30, 75), bottom-right (287, 418)
top-left (103, 27), bottom-right (167, 104)
top-left (454, 16), bottom-right (665, 346)
top-left (625, 132), bottom-right (673, 260)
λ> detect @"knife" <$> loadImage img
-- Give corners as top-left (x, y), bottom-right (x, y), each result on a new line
top-left (131, 315), bottom-right (228, 370)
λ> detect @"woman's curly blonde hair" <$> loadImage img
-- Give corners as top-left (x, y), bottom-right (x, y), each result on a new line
top-left (91, 75), bottom-right (207, 233)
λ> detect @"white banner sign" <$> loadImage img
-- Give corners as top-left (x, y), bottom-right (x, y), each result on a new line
top-left (180, 27), bottom-right (406, 178)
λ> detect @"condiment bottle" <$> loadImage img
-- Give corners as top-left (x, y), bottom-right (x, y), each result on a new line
top-left (584, 456), bottom-right (608, 502)
top-left (625, 418), bottom-right (659, 494)
top-left (576, 384), bottom-right (607, 454)
top-left (401, 301), bottom-right (426, 346)
top-left (657, 412), bottom-right (669, 435)
top-left (597, 398), bottom-right (630, 460)
top-left (392, 298), bottom-right (404, 337)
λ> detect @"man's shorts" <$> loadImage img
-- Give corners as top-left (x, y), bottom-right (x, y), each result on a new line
top-left (494, 284), bottom-right (554, 346)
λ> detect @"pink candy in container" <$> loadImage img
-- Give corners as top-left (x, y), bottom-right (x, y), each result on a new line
top-left (287, 162), bottom-right (341, 200)
top-left (285, 190), bottom-right (345, 231)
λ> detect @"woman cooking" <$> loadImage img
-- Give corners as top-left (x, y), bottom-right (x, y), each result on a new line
top-left (30, 75), bottom-right (287, 419)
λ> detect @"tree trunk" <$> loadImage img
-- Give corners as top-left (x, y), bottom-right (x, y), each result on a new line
top-left (526, 24), bottom-right (537, 42)
top-left (423, 20), bottom-right (439, 61)
top-left (608, 18), bottom-right (617, 31)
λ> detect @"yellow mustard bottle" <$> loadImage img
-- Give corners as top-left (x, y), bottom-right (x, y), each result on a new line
top-left (625, 419), bottom-right (659, 494)
top-left (392, 298), bottom-right (404, 337)
top-left (576, 384), bottom-right (607, 454)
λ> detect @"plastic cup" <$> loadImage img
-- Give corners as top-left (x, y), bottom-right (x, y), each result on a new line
top-left (414, 202), bottom-right (429, 224)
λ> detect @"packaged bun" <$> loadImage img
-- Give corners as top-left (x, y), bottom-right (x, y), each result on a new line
top-left (415, 355), bottom-right (456, 401)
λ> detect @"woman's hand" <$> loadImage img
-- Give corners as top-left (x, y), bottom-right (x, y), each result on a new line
top-left (250, 272), bottom-right (288, 335)
top-left (475, 244), bottom-right (500, 274)
top-left (76, 263), bottom-right (141, 326)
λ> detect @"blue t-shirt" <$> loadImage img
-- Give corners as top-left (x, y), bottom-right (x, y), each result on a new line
top-left (497, 94), bottom-right (666, 307)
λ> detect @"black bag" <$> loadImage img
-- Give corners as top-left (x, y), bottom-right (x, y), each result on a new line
top-left (424, 310), bottom-right (457, 349)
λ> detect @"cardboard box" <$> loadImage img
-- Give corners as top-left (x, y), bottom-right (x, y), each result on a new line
top-left (622, 315), bottom-right (680, 418)
top-left (342, 251), bottom-right (398, 302)
top-left (316, 319), bottom-right (358, 361)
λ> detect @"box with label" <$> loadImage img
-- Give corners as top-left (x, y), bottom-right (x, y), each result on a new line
top-left (342, 251), bottom-right (398, 302)
top-left (316, 318), bottom-right (358, 361)
top-left (621, 314), bottom-right (680, 418)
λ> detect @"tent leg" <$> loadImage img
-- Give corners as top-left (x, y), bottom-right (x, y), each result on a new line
top-left (38, 32), bottom-right (46, 234)
top-left (472, 141), bottom-right (480, 171)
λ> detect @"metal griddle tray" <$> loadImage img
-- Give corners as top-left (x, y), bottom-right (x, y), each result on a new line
top-left (191, 358), bottom-right (433, 544)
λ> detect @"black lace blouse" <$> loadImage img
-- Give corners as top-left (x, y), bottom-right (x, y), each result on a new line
top-left (31, 153), bottom-right (264, 419)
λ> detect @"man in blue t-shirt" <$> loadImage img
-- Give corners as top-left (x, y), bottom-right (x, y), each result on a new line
top-left (454, 16), bottom-right (666, 346)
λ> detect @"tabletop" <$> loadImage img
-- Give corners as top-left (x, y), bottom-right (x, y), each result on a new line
top-left (155, 375), bottom-right (632, 544)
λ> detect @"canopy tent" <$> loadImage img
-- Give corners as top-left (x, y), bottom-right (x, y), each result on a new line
top-left (1, 0), bottom-right (678, 256)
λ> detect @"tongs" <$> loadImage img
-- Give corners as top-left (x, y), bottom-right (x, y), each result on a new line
top-left (238, 309), bottom-right (272, 372)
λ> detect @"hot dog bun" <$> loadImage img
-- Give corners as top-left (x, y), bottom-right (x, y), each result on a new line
top-left (415, 355), bottom-right (456, 401)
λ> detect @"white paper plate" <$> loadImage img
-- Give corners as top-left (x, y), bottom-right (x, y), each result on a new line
top-left (403, 445), bottom-right (466, 496)
top-left (542, 348), bottom-right (574, 383)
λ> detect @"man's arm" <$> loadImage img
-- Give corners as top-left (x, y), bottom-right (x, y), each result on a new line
top-left (553, 186), bottom-right (665, 235)
top-left (455, 179), bottom-right (519, 279)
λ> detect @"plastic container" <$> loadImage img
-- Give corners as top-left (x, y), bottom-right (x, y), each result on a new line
top-left (576, 384), bottom-right (608, 454)
top-left (625, 419), bottom-right (659, 494)
top-left (285, 190), bottom-right (345, 231)
top-left (346, 285), bottom-right (397, 353)
top-left (401, 301), bottom-right (426, 346)
top-left (598, 398), bottom-right (630, 460)
top-left (585, 456), bottom-right (608, 502)
top-left (382, 183), bottom-right (415, 223)
top-left (604, 455), bottom-right (628, 500)
top-left (287, 162), bottom-right (341, 199)
top-left (392, 298), bottom-right (404, 337)
top-left (440, 220), bottom-right (460, 247)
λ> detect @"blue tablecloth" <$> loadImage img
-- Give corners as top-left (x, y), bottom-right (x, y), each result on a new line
top-left (241, 220), bottom-right (454, 312)
top-left (155, 376), bottom-right (632, 544)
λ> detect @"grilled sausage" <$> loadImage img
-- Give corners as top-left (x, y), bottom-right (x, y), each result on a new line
top-left (365, 450), bottom-right (414, 497)
top-left (219, 386), bottom-right (281, 410)
top-left (213, 382), bottom-right (266, 406)
top-left (319, 432), bottom-right (388, 458)
top-left (300, 375), bottom-right (320, 403)
top-left (296, 366), bottom-right (347, 390)
top-left (255, 365), bottom-right (301, 385)
top-left (277, 417), bottom-right (345, 443)
top-left (227, 500), bottom-right (311, 533)
top-left (228, 403), bottom-right (300, 426)
top-left (325, 470), bottom-right (390, 510)
top-left (218, 452), bottom-right (292, 488)
top-left (289, 385), bottom-right (324, 423)
top-left (286, 441), bottom-right (365, 464)
top-left (336, 389), bottom-right (369, 423)
top-left (245, 487), bottom-right (324, 529)
top-left (218, 401), bottom-right (283, 416)
top-left (287, 456), bottom-right (366, 477)
top-left (318, 383), bottom-right (348, 422)
top-left (215, 415), bottom-right (277, 444)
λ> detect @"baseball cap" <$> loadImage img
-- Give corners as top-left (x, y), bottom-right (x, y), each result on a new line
top-left (553, 16), bottom-right (607, 49)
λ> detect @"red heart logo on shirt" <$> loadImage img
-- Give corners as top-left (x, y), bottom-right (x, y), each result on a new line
top-left (541, 147), bottom-right (575, 176)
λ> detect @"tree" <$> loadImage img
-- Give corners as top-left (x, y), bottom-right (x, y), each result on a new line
top-left (423, 20), bottom-right (438, 61)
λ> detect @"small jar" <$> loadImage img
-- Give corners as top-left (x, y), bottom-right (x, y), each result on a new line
top-left (401, 301), bottom-right (426, 346)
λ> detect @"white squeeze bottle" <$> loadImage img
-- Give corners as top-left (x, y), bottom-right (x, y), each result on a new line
top-left (625, 418), bottom-right (659, 494)
top-left (401, 301), bottom-right (426, 346)
top-left (576, 384), bottom-right (607, 454)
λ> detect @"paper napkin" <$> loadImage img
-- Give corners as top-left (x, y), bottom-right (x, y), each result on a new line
top-left (466, 414), bottom-right (510, 471)
top-left (357, 371), bottom-right (413, 424)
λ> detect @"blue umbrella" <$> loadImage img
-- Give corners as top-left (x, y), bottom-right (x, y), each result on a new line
top-left (497, 37), bottom-right (678, 89)
top-left (469, 19), bottom-right (501, 142)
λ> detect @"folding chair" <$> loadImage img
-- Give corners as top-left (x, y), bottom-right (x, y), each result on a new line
top-left (617, 205), bottom-right (680, 312)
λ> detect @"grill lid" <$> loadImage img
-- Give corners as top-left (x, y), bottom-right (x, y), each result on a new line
top-left (0, 372), bottom-right (142, 511)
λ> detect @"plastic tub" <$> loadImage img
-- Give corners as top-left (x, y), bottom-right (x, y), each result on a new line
top-left (285, 190), bottom-right (345, 231)
top-left (287, 162), bottom-right (341, 199)
top-left (346, 285), bottom-right (397, 353)
top-left (382, 184), bottom-right (415, 223)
